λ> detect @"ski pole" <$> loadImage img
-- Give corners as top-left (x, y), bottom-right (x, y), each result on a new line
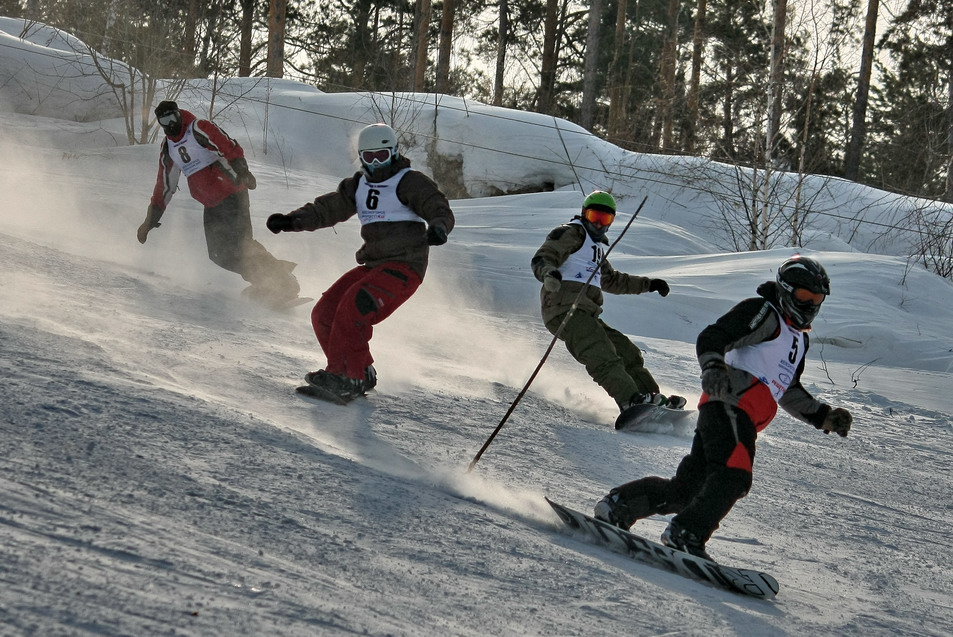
top-left (467, 195), bottom-right (648, 472)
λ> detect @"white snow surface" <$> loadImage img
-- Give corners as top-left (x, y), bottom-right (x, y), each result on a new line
top-left (1, 18), bottom-right (952, 637)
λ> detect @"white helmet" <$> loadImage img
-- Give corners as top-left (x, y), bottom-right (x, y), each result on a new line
top-left (357, 123), bottom-right (400, 174)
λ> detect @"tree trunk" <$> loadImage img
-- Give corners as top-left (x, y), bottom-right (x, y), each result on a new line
top-left (658, 0), bottom-right (680, 150)
top-left (493, 0), bottom-right (509, 106)
top-left (435, 0), bottom-right (456, 93)
top-left (844, 0), bottom-right (879, 181)
top-left (764, 0), bottom-right (787, 166)
top-left (413, 0), bottom-right (432, 91)
top-left (580, 0), bottom-right (604, 131)
top-left (101, 0), bottom-right (122, 57)
top-left (352, 0), bottom-right (373, 88)
top-left (185, 0), bottom-right (200, 64)
top-left (607, 0), bottom-right (627, 140)
top-left (685, 0), bottom-right (707, 154)
top-left (537, 0), bottom-right (560, 113)
top-left (266, 0), bottom-right (286, 78)
top-left (721, 65), bottom-right (735, 159)
top-left (238, 0), bottom-right (254, 77)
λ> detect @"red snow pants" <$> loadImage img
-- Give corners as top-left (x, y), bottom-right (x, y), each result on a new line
top-left (311, 263), bottom-right (422, 380)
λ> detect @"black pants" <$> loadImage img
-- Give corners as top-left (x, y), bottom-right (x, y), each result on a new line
top-left (204, 191), bottom-right (296, 292)
top-left (612, 401), bottom-right (756, 541)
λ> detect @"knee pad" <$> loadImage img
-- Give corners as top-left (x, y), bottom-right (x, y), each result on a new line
top-left (724, 467), bottom-right (753, 499)
top-left (355, 288), bottom-right (378, 316)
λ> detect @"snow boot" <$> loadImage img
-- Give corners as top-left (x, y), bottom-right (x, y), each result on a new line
top-left (661, 520), bottom-right (713, 561)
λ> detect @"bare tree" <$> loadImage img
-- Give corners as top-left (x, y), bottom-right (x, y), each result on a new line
top-left (266, 0), bottom-right (286, 78)
top-left (946, 55), bottom-right (953, 202)
top-left (905, 203), bottom-right (953, 278)
top-left (579, 0), bottom-right (604, 131)
top-left (844, 0), bottom-right (879, 181)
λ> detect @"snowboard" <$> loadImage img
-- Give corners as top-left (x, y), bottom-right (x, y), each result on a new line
top-left (546, 498), bottom-right (779, 599)
top-left (269, 296), bottom-right (314, 311)
top-left (615, 402), bottom-right (695, 432)
top-left (295, 383), bottom-right (350, 405)
top-left (241, 285), bottom-right (313, 311)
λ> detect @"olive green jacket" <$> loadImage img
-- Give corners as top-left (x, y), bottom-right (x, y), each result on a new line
top-left (531, 221), bottom-right (653, 324)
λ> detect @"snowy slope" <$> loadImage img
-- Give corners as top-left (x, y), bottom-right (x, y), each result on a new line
top-left (1, 18), bottom-right (952, 637)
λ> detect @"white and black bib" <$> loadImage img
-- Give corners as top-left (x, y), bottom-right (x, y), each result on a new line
top-left (166, 122), bottom-right (221, 177)
top-left (355, 169), bottom-right (425, 225)
top-left (726, 305), bottom-right (806, 401)
top-left (557, 219), bottom-right (606, 287)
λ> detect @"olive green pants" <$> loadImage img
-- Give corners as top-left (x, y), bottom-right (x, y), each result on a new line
top-left (546, 310), bottom-right (659, 408)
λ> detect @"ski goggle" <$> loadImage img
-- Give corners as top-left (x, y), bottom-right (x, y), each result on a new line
top-left (583, 207), bottom-right (616, 227)
top-left (793, 287), bottom-right (825, 306)
top-left (157, 112), bottom-right (180, 126)
top-left (360, 148), bottom-right (393, 165)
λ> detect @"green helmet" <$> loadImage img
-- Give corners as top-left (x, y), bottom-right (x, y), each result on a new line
top-left (583, 190), bottom-right (616, 214)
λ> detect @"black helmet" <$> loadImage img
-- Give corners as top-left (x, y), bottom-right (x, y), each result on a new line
top-left (154, 100), bottom-right (182, 137)
top-left (776, 255), bottom-right (830, 330)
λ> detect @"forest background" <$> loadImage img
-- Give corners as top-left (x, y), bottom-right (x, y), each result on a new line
top-left (4, 0), bottom-right (951, 238)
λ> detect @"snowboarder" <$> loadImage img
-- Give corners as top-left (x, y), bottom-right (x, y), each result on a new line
top-left (138, 100), bottom-right (301, 308)
top-left (593, 255), bottom-right (853, 561)
top-left (264, 123), bottom-right (455, 403)
top-left (531, 190), bottom-right (686, 412)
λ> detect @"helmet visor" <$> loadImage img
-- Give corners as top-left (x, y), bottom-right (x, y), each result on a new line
top-left (361, 148), bottom-right (393, 165)
top-left (793, 287), bottom-right (825, 306)
top-left (583, 207), bottom-right (615, 227)
top-left (157, 112), bottom-right (180, 127)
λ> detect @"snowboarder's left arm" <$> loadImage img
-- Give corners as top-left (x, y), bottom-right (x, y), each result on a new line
top-left (396, 170), bottom-right (455, 241)
top-left (778, 341), bottom-right (852, 436)
top-left (193, 120), bottom-right (256, 188)
top-left (193, 119), bottom-right (243, 161)
top-left (600, 261), bottom-right (655, 295)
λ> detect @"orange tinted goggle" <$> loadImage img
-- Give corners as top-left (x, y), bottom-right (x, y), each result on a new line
top-left (793, 288), bottom-right (825, 306)
top-left (583, 207), bottom-right (615, 226)
top-left (361, 148), bottom-right (392, 164)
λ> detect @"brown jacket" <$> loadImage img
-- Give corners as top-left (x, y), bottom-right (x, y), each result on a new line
top-left (531, 221), bottom-right (653, 324)
top-left (286, 157), bottom-right (454, 278)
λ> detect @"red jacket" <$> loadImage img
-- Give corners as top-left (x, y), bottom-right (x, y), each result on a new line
top-left (150, 110), bottom-right (246, 209)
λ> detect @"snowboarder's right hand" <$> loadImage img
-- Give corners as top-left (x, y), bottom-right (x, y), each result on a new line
top-left (137, 204), bottom-right (163, 244)
top-left (821, 407), bottom-right (852, 437)
top-left (426, 225), bottom-right (448, 246)
top-left (649, 278), bottom-right (670, 297)
top-left (543, 269), bottom-right (562, 292)
top-left (700, 360), bottom-right (731, 399)
top-left (266, 213), bottom-right (295, 234)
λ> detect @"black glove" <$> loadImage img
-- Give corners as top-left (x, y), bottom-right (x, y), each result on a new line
top-left (266, 213), bottom-right (295, 234)
top-left (137, 203), bottom-right (164, 244)
top-left (700, 360), bottom-right (731, 400)
top-left (230, 157), bottom-right (257, 190)
top-left (821, 407), bottom-right (852, 437)
top-left (649, 278), bottom-right (670, 297)
top-left (542, 268), bottom-right (562, 293)
top-left (426, 225), bottom-right (448, 246)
